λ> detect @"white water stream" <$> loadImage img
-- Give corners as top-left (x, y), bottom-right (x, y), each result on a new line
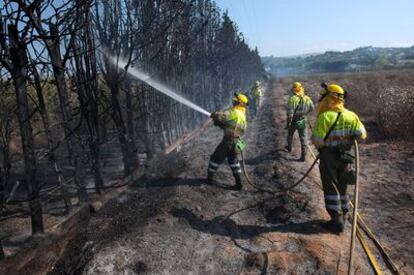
top-left (108, 55), bottom-right (211, 117)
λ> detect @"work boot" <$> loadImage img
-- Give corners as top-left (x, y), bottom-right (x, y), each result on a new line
top-left (320, 216), bottom-right (344, 234)
top-left (299, 154), bottom-right (306, 162)
top-left (285, 145), bottom-right (292, 153)
top-left (320, 220), bottom-right (343, 234)
top-left (206, 172), bottom-right (215, 185)
top-left (233, 174), bottom-right (243, 191)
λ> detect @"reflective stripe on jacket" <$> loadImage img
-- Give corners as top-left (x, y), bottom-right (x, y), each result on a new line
top-left (215, 106), bottom-right (247, 140)
top-left (287, 94), bottom-right (314, 118)
top-left (312, 109), bottom-right (367, 149)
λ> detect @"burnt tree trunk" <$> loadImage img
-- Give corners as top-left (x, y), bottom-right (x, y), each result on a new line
top-left (72, 5), bottom-right (104, 192)
top-left (85, 22), bottom-right (104, 192)
top-left (0, 237), bottom-right (4, 260)
top-left (31, 66), bottom-right (71, 212)
top-left (8, 24), bottom-right (44, 234)
top-left (72, 60), bottom-right (104, 192)
top-left (0, 239), bottom-right (4, 260)
top-left (0, 78), bottom-right (13, 195)
top-left (80, 0), bottom-right (104, 192)
top-left (142, 88), bottom-right (154, 159)
top-left (109, 81), bottom-right (136, 176)
top-left (0, 118), bottom-right (12, 202)
top-left (124, 85), bottom-right (138, 166)
top-left (47, 24), bottom-right (87, 203)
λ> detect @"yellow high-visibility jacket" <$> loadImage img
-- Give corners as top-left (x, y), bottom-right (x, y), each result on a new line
top-left (287, 94), bottom-right (314, 120)
top-left (251, 86), bottom-right (263, 97)
top-left (213, 106), bottom-right (247, 140)
top-left (312, 109), bottom-right (367, 149)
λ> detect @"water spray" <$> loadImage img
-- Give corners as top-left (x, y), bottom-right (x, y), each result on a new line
top-left (107, 54), bottom-right (211, 117)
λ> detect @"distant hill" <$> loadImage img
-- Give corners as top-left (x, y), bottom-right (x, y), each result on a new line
top-left (262, 46), bottom-right (414, 76)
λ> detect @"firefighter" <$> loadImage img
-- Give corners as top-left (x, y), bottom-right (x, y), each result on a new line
top-left (312, 83), bottom-right (367, 234)
top-left (285, 82), bottom-right (315, 161)
top-left (250, 81), bottom-right (263, 117)
top-left (207, 93), bottom-right (248, 190)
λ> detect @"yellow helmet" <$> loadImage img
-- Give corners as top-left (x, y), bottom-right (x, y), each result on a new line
top-left (233, 92), bottom-right (249, 105)
top-left (255, 80), bottom-right (260, 86)
top-left (320, 83), bottom-right (347, 98)
top-left (292, 82), bottom-right (302, 92)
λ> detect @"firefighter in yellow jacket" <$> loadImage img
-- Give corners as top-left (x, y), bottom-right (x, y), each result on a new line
top-left (250, 81), bottom-right (263, 117)
top-left (286, 82), bottom-right (315, 161)
top-left (312, 83), bottom-right (367, 234)
top-left (207, 93), bottom-right (248, 190)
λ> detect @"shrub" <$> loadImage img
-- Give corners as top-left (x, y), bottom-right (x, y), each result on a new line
top-left (377, 86), bottom-right (414, 139)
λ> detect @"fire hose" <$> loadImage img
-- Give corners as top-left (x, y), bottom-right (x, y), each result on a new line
top-left (348, 139), bottom-right (360, 275)
top-left (347, 140), bottom-right (398, 275)
top-left (240, 150), bottom-right (319, 195)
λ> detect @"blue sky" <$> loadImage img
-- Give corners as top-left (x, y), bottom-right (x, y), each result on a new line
top-left (215, 0), bottom-right (414, 57)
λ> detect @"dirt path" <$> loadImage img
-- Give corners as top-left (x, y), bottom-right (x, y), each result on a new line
top-left (358, 140), bottom-right (414, 274)
top-left (61, 80), bottom-right (375, 274)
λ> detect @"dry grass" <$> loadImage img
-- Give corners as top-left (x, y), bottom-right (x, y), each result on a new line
top-left (279, 70), bottom-right (414, 140)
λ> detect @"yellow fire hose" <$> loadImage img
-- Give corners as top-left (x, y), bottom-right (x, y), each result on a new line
top-left (355, 213), bottom-right (400, 274)
top-left (356, 226), bottom-right (383, 275)
top-left (348, 139), bottom-right (360, 275)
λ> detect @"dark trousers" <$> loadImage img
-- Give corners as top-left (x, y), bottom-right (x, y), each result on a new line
top-left (286, 123), bottom-right (307, 157)
top-left (208, 140), bottom-right (242, 184)
top-left (250, 98), bottom-right (257, 116)
top-left (319, 148), bottom-right (350, 223)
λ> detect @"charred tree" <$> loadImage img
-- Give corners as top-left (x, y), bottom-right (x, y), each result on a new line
top-left (0, 239), bottom-right (4, 260)
top-left (16, 0), bottom-right (88, 203)
top-left (29, 64), bottom-right (71, 212)
top-left (0, 23), bottom-right (44, 234)
top-left (0, 79), bottom-right (14, 201)
top-left (47, 23), bottom-right (87, 202)
top-left (95, 0), bottom-right (139, 176)
top-left (124, 83), bottom-right (139, 163)
top-left (71, 1), bottom-right (104, 192)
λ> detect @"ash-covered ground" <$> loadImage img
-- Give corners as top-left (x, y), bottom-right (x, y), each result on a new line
top-left (52, 79), bottom-right (413, 275)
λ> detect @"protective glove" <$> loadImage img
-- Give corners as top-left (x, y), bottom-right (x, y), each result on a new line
top-left (210, 112), bottom-right (219, 126)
